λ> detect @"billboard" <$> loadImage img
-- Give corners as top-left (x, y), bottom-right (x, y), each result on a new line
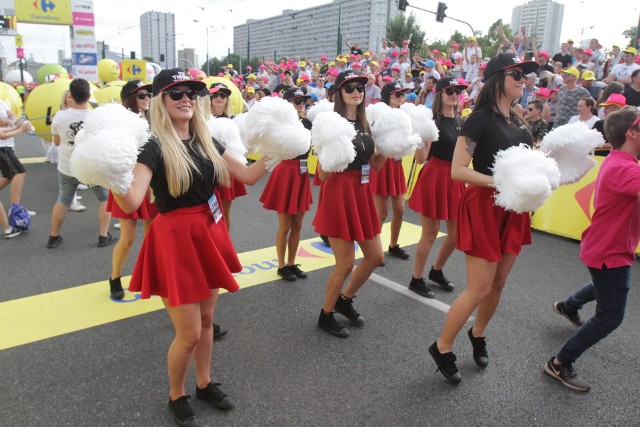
top-left (16, 0), bottom-right (72, 26)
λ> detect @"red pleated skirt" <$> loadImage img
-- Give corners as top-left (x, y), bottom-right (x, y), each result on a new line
top-left (128, 202), bottom-right (242, 306)
top-left (218, 178), bottom-right (247, 201)
top-left (312, 170), bottom-right (381, 242)
top-left (408, 157), bottom-right (465, 220)
top-left (312, 172), bottom-right (322, 186)
top-left (456, 185), bottom-right (532, 262)
top-left (260, 159), bottom-right (313, 214)
top-left (107, 190), bottom-right (158, 220)
top-left (370, 158), bottom-right (407, 196)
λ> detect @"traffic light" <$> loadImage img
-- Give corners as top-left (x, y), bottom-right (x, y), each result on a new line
top-left (398, 0), bottom-right (408, 12)
top-left (436, 2), bottom-right (447, 23)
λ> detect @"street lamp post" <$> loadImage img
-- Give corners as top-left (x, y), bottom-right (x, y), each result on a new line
top-left (193, 20), bottom-right (213, 75)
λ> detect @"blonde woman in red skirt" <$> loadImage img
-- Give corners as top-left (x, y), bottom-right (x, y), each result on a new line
top-left (370, 82), bottom-right (412, 261)
top-left (407, 78), bottom-right (468, 299)
top-left (313, 71), bottom-right (386, 338)
top-left (209, 82), bottom-right (247, 230)
top-left (113, 69), bottom-right (268, 426)
top-left (260, 88), bottom-right (313, 281)
top-left (428, 54), bottom-right (539, 384)
top-left (107, 80), bottom-right (158, 300)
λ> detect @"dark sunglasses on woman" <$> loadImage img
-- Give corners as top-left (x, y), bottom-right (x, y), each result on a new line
top-left (211, 92), bottom-right (228, 99)
top-left (444, 88), bottom-right (464, 96)
top-left (136, 92), bottom-right (152, 100)
top-left (291, 98), bottom-right (306, 105)
top-left (342, 84), bottom-right (365, 94)
top-left (503, 70), bottom-right (524, 81)
top-left (164, 89), bottom-right (199, 101)
top-left (393, 91), bottom-right (406, 98)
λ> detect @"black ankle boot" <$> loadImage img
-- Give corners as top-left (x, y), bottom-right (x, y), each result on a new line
top-left (317, 310), bottom-right (350, 338)
top-left (334, 294), bottom-right (364, 326)
top-left (109, 277), bottom-right (124, 300)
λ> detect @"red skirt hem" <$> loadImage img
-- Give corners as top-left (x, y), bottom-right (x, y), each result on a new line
top-left (370, 158), bottom-right (407, 196)
top-left (107, 191), bottom-right (158, 220)
top-left (128, 202), bottom-right (241, 306)
top-left (218, 179), bottom-right (247, 201)
top-left (408, 157), bottom-right (464, 220)
top-left (312, 170), bottom-right (381, 242)
top-left (260, 159), bottom-right (312, 214)
top-left (456, 185), bottom-right (532, 262)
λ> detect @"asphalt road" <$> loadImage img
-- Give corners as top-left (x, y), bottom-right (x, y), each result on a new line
top-left (1, 133), bottom-right (639, 426)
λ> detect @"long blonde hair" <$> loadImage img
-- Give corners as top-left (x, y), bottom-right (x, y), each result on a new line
top-left (149, 94), bottom-right (230, 197)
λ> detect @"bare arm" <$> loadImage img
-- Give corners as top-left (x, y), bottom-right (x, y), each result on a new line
top-left (111, 162), bottom-right (153, 214)
top-left (414, 140), bottom-right (432, 164)
top-left (53, 134), bottom-right (61, 146)
top-left (371, 152), bottom-right (386, 172)
top-left (317, 162), bottom-right (330, 181)
top-left (223, 152), bottom-right (268, 185)
top-left (451, 136), bottom-right (493, 186)
top-left (0, 121), bottom-right (31, 139)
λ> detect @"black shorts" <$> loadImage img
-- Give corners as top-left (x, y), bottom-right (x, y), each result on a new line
top-left (0, 147), bottom-right (25, 180)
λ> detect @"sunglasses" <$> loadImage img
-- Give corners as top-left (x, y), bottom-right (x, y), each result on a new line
top-left (291, 98), bottom-right (306, 105)
top-left (136, 92), bottom-right (152, 100)
top-left (504, 70), bottom-right (524, 81)
top-left (393, 91), bottom-right (406, 98)
top-left (164, 89), bottom-right (198, 101)
top-left (342, 84), bottom-right (365, 94)
top-left (211, 92), bottom-right (229, 99)
top-left (444, 88), bottom-right (463, 96)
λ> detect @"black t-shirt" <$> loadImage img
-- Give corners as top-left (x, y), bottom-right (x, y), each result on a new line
top-left (294, 118), bottom-right (312, 160)
top-left (624, 85), bottom-right (640, 107)
top-left (345, 120), bottom-right (375, 171)
top-left (351, 47), bottom-right (363, 56)
top-left (552, 53), bottom-right (572, 69)
top-left (460, 108), bottom-right (534, 176)
top-left (137, 137), bottom-right (225, 213)
top-left (537, 63), bottom-right (554, 76)
top-left (430, 115), bottom-right (460, 161)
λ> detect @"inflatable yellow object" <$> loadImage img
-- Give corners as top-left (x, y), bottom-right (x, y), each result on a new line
top-left (98, 59), bottom-right (120, 83)
top-left (24, 78), bottom-right (97, 142)
top-left (36, 64), bottom-right (69, 84)
top-left (0, 82), bottom-right (23, 116)
top-left (202, 76), bottom-right (244, 116)
top-left (94, 80), bottom-right (126, 105)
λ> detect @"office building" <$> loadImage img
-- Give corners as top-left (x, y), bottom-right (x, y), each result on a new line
top-left (178, 48), bottom-right (199, 69)
top-left (140, 11), bottom-right (176, 68)
top-left (511, 0), bottom-right (564, 54)
top-left (233, 0), bottom-right (396, 62)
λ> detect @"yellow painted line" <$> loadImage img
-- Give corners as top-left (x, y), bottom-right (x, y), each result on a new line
top-left (0, 222), bottom-right (433, 350)
top-left (20, 157), bottom-right (47, 164)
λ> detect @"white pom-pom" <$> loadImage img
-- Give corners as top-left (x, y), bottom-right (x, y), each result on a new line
top-left (371, 108), bottom-right (421, 158)
top-left (232, 113), bottom-right (250, 150)
top-left (366, 101), bottom-right (391, 125)
top-left (492, 144), bottom-right (560, 213)
top-left (69, 104), bottom-right (149, 194)
top-left (207, 116), bottom-right (247, 163)
top-left (312, 111), bottom-right (356, 172)
top-left (400, 103), bottom-right (440, 144)
top-left (539, 121), bottom-right (604, 184)
top-left (307, 99), bottom-right (334, 123)
top-left (243, 96), bottom-right (311, 170)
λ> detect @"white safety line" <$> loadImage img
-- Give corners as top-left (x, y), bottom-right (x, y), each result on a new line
top-left (370, 272), bottom-right (475, 322)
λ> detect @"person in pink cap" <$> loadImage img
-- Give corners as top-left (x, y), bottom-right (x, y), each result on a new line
top-left (576, 48), bottom-right (596, 73)
top-left (351, 62), bottom-right (363, 72)
top-left (319, 55), bottom-right (329, 74)
top-left (533, 87), bottom-right (552, 125)
top-left (390, 50), bottom-right (399, 65)
top-left (449, 41), bottom-right (462, 64)
top-left (390, 64), bottom-right (402, 82)
top-left (402, 39), bottom-right (410, 57)
top-left (535, 50), bottom-right (554, 75)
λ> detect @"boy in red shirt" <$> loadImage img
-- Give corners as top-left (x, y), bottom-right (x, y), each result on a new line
top-left (545, 106), bottom-right (640, 392)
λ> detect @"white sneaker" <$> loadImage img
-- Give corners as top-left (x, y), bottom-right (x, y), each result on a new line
top-left (77, 184), bottom-right (89, 190)
top-left (4, 226), bottom-right (21, 239)
top-left (69, 202), bottom-right (86, 212)
top-left (113, 222), bottom-right (121, 229)
top-left (27, 210), bottom-right (36, 216)
top-left (75, 195), bottom-right (82, 200)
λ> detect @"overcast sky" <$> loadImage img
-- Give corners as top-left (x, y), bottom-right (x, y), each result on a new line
top-left (1, 0), bottom-right (638, 66)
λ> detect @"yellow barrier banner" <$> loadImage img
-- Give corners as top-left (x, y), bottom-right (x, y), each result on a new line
top-left (120, 60), bottom-right (148, 82)
top-left (16, 0), bottom-right (72, 25)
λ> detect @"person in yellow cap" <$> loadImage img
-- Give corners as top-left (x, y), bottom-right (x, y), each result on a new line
top-left (553, 67), bottom-right (590, 128)
top-left (244, 86), bottom-right (256, 108)
top-left (462, 36), bottom-right (482, 79)
top-left (605, 47), bottom-right (640, 85)
top-left (579, 70), bottom-right (600, 99)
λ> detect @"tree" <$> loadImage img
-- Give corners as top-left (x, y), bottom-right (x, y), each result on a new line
top-left (386, 12), bottom-right (426, 57)
top-left (142, 56), bottom-right (154, 63)
top-left (622, 26), bottom-right (638, 47)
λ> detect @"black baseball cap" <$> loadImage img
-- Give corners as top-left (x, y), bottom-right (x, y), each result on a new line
top-left (209, 82), bottom-right (232, 96)
top-left (436, 77), bottom-right (468, 92)
top-left (482, 53), bottom-right (539, 80)
top-left (152, 68), bottom-right (207, 97)
top-left (283, 87), bottom-right (310, 101)
top-left (380, 81), bottom-right (410, 99)
top-left (329, 70), bottom-right (368, 94)
top-left (121, 80), bottom-right (152, 102)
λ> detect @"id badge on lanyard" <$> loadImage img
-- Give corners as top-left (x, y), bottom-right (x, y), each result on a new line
top-left (299, 159), bottom-right (308, 174)
top-left (361, 163), bottom-right (370, 184)
top-left (208, 193), bottom-right (223, 223)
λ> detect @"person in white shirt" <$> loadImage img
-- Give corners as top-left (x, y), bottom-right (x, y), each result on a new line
top-left (605, 47), bottom-right (640, 85)
top-left (568, 96), bottom-right (599, 129)
top-left (47, 78), bottom-right (115, 249)
top-left (461, 36), bottom-right (482, 79)
top-left (364, 74), bottom-right (381, 106)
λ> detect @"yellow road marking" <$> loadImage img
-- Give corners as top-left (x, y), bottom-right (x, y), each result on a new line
top-left (20, 157), bottom-right (47, 164)
top-left (0, 222), bottom-right (433, 350)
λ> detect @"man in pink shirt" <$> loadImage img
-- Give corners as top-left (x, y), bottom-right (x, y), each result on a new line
top-left (545, 106), bottom-right (640, 392)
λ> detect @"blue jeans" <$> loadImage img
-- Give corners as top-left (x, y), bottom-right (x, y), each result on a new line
top-left (565, 283), bottom-right (595, 311)
top-left (556, 265), bottom-right (630, 365)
